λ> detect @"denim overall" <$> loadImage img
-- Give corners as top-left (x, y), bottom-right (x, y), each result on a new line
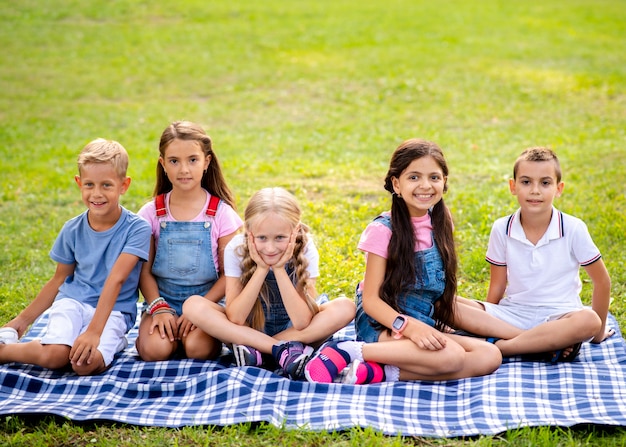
top-left (261, 263), bottom-right (297, 336)
top-left (355, 214), bottom-right (446, 342)
top-left (151, 194), bottom-right (220, 315)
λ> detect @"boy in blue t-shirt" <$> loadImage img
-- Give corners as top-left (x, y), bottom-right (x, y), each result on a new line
top-left (0, 138), bottom-right (151, 375)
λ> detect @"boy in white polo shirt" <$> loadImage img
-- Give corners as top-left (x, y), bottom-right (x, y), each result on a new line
top-left (455, 147), bottom-right (613, 362)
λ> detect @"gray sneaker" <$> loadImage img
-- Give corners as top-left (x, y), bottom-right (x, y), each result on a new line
top-left (232, 344), bottom-right (263, 367)
top-left (272, 341), bottom-right (314, 380)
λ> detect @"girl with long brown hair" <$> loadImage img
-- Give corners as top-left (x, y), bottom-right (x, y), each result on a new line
top-left (305, 139), bottom-right (502, 384)
top-left (135, 121), bottom-right (242, 361)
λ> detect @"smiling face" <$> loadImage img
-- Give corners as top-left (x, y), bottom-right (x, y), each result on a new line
top-left (75, 162), bottom-right (130, 227)
top-left (391, 155), bottom-right (447, 217)
top-left (159, 139), bottom-right (210, 193)
top-left (248, 212), bottom-right (294, 266)
top-left (510, 159), bottom-right (564, 217)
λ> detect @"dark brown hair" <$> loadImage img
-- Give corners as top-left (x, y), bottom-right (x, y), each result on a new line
top-left (153, 121), bottom-right (235, 209)
top-left (382, 139), bottom-right (457, 329)
top-left (513, 147), bottom-right (561, 182)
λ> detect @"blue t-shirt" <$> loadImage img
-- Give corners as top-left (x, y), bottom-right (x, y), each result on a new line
top-left (50, 206), bottom-right (151, 330)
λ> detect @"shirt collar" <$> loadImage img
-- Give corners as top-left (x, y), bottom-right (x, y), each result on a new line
top-left (507, 207), bottom-right (563, 245)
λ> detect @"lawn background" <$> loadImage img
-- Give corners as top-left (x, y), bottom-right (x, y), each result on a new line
top-left (0, 0), bottom-right (625, 445)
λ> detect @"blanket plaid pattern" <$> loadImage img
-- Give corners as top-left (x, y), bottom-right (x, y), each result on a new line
top-left (1, 308), bottom-right (625, 437)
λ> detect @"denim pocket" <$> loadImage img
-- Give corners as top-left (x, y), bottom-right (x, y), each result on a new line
top-left (416, 249), bottom-right (446, 295)
top-left (166, 239), bottom-right (202, 275)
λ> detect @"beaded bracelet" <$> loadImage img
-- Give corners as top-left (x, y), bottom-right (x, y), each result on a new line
top-left (147, 297), bottom-right (171, 315)
top-left (152, 307), bottom-right (176, 316)
top-left (149, 303), bottom-right (171, 314)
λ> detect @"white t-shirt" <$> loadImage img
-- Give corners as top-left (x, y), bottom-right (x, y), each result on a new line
top-left (224, 233), bottom-right (319, 279)
top-left (138, 190), bottom-right (243, 272)
top-left (486, 207), bottom-right (601, 309)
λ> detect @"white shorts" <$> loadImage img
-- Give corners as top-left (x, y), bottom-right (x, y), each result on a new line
top-left (40, 298), bottom-right (128, 366)
top-left (480, 298), bottom-right (579, 330)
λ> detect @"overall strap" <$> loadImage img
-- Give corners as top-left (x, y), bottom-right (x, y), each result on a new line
top-left (155, 193), bottom-right (220, 218)
top-left (155, 194), bottom-right (167, 217)
top-left (374, 213), bottom-right (392, 230)
top-left (206, 195), bottom-right (220, 217)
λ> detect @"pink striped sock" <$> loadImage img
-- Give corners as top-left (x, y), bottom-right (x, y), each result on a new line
top-left (304, 341), bottom-right (352, 383)
top-left (353, 361), bottom-right (385, 384)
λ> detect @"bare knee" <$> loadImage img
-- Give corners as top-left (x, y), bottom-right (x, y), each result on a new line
top-left (73, 362), bottom-right (106, 376)
top-left (72, 356), bottom-right (107, 376)
top-left (475, 343), bottom-right (502, 375)
top-left (182, 295), bottom-right (205, 317)
top-left (184, 335), bottom-right (222, 360)
top-left (323, 297), bottom-right (356, 324)
top-left (136, 335), bottom-right (177, 361)
top-left (571, 309), bottom-right (602, 339)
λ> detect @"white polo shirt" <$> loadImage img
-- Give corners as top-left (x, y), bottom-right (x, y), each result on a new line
top-left (485, 207), bottom-right (601, 309)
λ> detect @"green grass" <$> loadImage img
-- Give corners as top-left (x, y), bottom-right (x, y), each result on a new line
top-left (1, 0), bottom-right (625, 444)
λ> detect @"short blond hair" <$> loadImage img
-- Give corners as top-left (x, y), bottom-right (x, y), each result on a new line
top-left (77, 138), bottom-right (129, 178)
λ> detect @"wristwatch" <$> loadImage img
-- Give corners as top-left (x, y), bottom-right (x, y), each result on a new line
top-left (392, 314), bottom-right (408, 334)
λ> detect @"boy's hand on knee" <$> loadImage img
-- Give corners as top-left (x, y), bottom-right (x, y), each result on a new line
top-left (70, 331), bottom-right (101, 366)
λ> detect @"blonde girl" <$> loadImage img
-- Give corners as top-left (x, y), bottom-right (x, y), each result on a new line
top-left (184, 187), bottom-right (355, 379)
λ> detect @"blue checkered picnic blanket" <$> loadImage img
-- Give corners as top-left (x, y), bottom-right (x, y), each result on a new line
top-left (1, 307), bottom-right (626, 437)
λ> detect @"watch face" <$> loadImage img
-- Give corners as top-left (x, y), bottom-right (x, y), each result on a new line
top-left (393, 316), bottom-right (405, 330)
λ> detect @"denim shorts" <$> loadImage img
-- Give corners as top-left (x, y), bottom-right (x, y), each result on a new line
top-left (263, 293), bottom-right (329, 336)
top-left (354, 290), bottom-right (438, 343)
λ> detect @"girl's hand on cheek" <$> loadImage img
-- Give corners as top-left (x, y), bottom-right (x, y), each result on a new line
top-left (247, 233), bottom-right (269, 269)
top-left (274, 227), bottom-right (297, 269)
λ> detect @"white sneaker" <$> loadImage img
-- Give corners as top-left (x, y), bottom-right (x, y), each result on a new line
top-left (0, 327), bottom-right (19, 344)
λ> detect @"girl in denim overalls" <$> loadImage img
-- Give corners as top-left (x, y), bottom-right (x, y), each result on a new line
top-left (184, 188), bottom-right (356, 380)
top-left (305, 139), bottom-right (502, 384)
top-left (135, 121), bottom-right (243, 361)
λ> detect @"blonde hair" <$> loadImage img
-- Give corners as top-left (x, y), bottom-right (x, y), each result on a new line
top-left (77, 138), bottom-right (128, 178)
top-left (238, 187), bottom-right (319, 331)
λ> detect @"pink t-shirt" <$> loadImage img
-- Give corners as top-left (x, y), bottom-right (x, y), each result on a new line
top-left (138, 190), bottom-right (243, 271)
top-left (357, 211), bottom-right (433, 259)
